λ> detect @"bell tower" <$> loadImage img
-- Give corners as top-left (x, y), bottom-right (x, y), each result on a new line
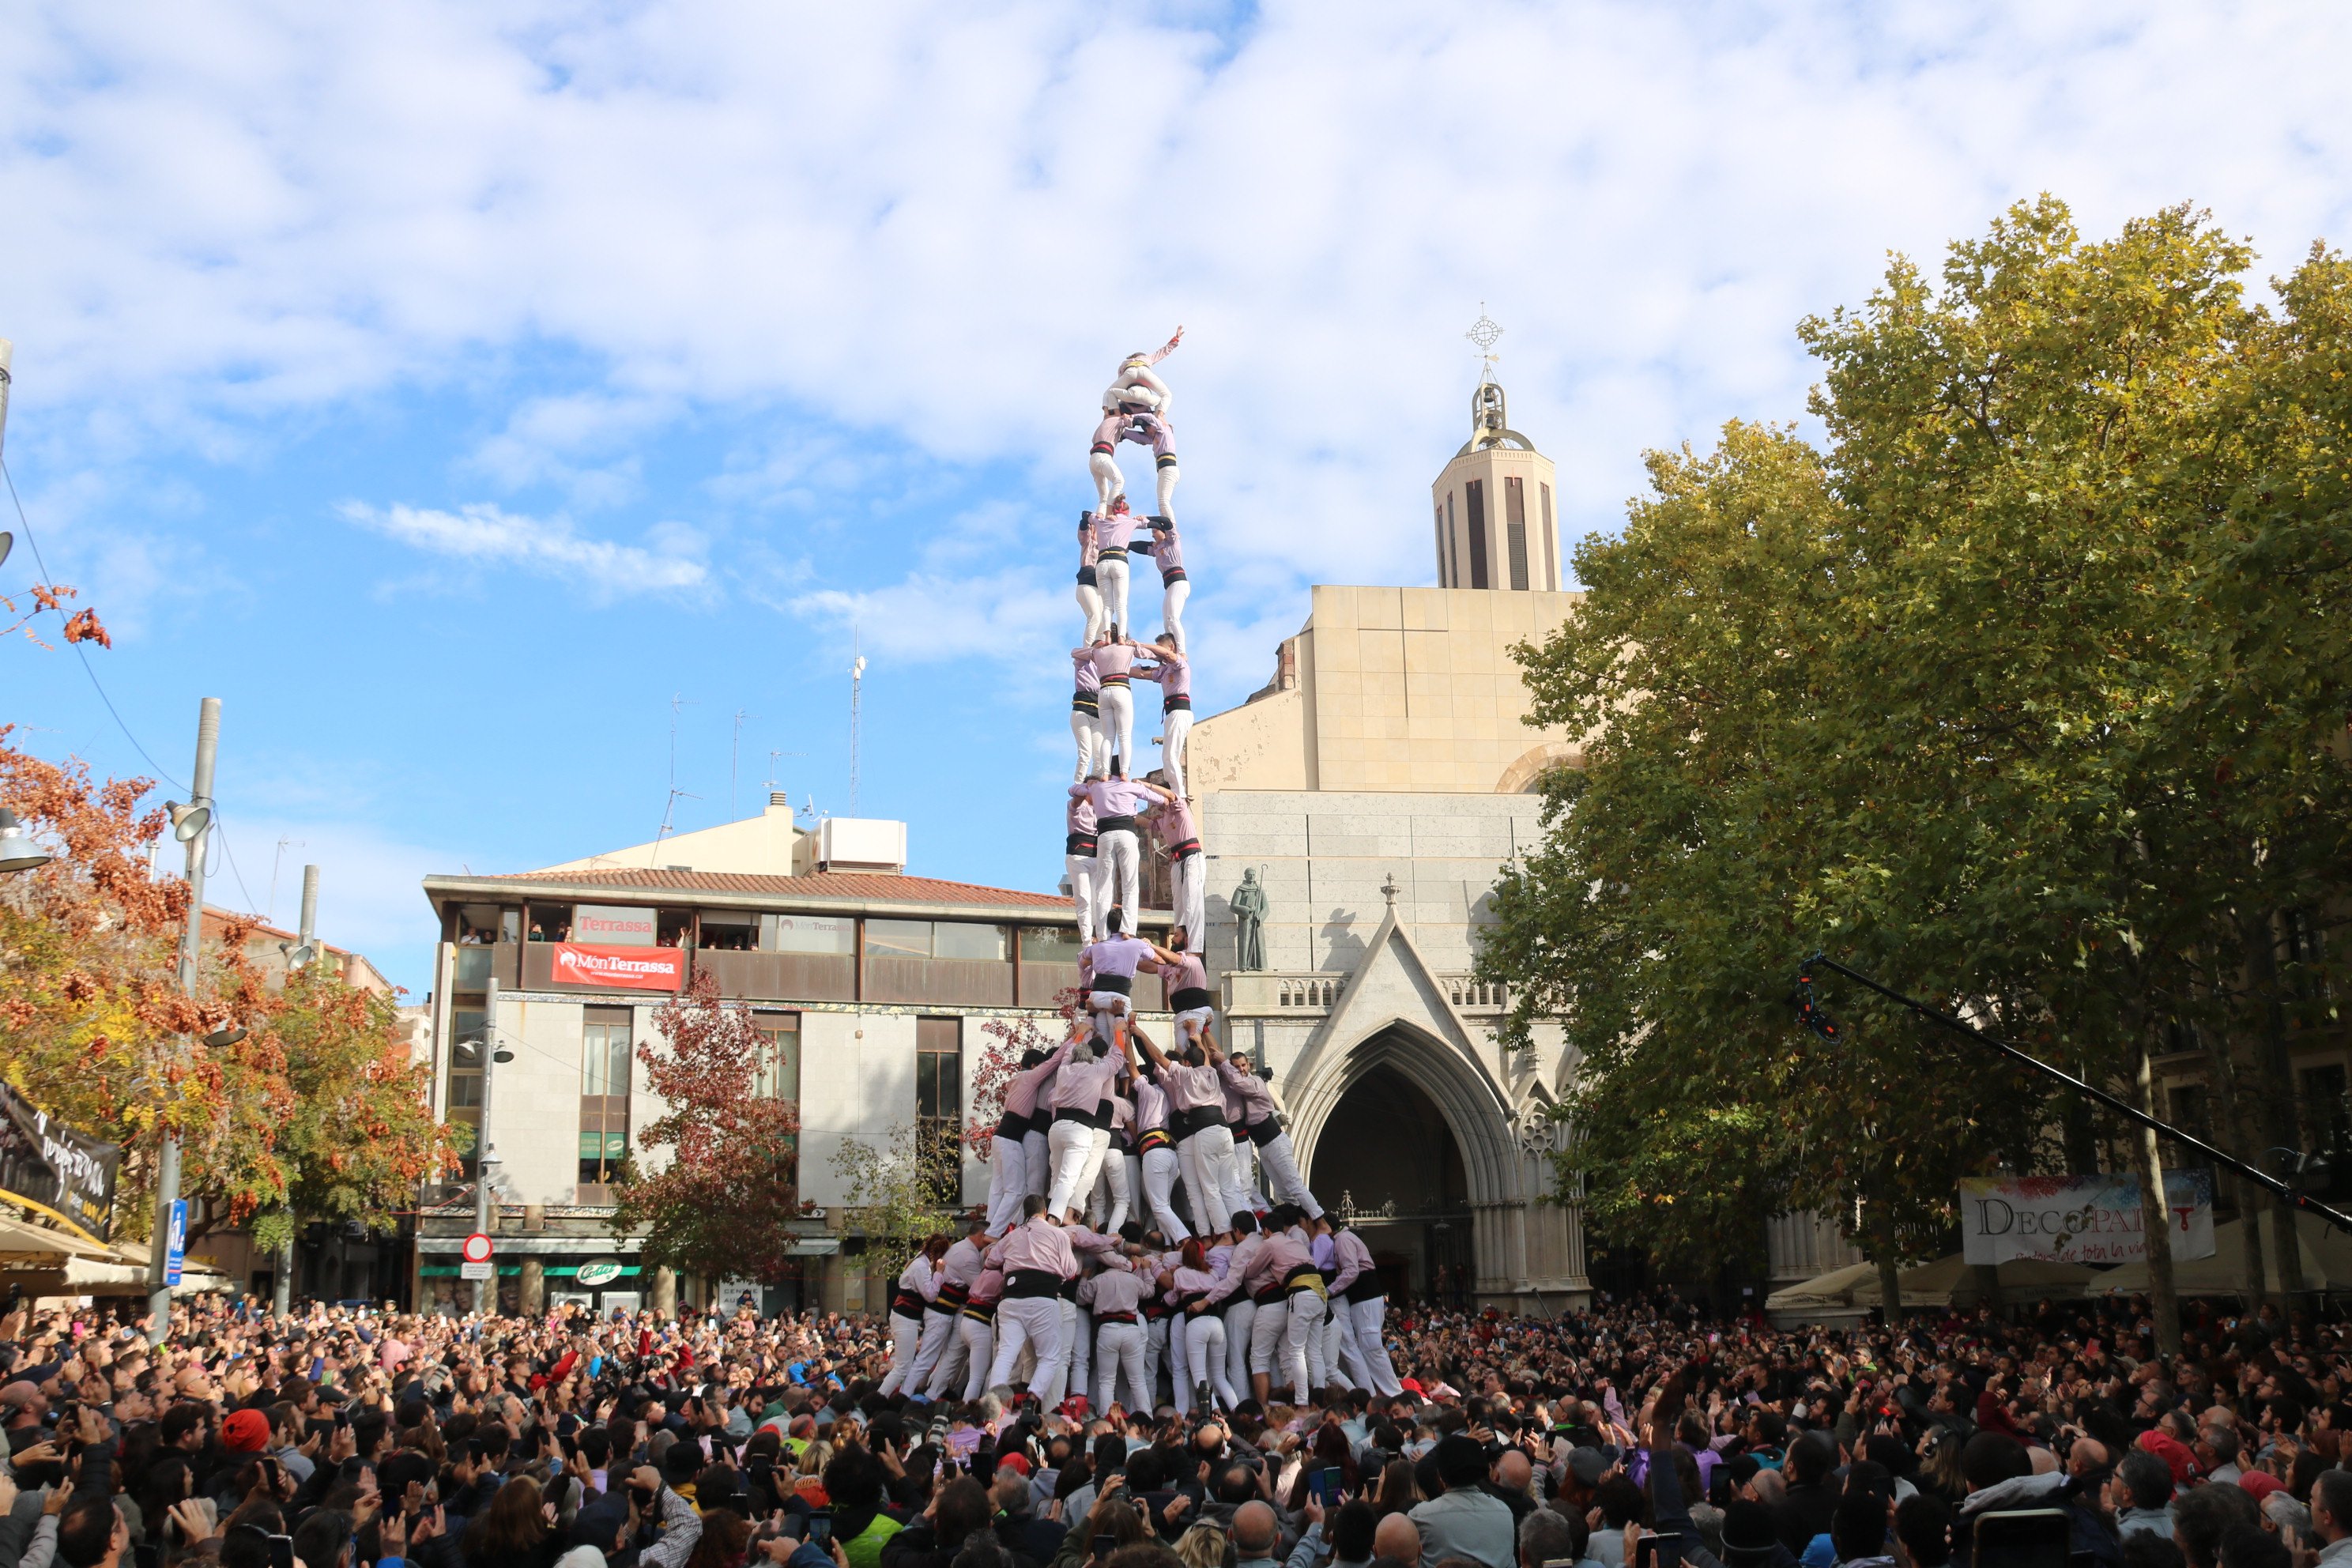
top-left (1431, 311), bottom-right (1561, 590)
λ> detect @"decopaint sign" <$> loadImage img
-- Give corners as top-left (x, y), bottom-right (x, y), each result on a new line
top-left (574, 905), bottom-right (657, 945)
top-left (1959, 1171), bottom-right (2216, 1266)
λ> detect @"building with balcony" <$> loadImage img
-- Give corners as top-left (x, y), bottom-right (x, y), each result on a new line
top-left (415, 802), bottom-right (1170, 1316)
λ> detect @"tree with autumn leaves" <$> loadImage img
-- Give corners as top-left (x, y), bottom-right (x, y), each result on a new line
top-left (1481, 199), bottom-right (2352, 1347)
top-left (612, 970), bottom-right (804, 1283)
top-left (0, 726), bottom-right (456, 1249)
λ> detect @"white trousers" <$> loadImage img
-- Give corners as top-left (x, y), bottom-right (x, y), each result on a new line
top-left (1096, 1320), bottom-right (1149, 1413)
top-left (1140, 1144), bottom-right (1190, 1241)
top-left (1060, 1299), bottom-right (1087, 1406)
top-left (1185, 1313), bottom-right (1239, 1408)
top-left (1047, 1118), bottom-right (1110, 1218)
top-left (1163, 578), bottom-right (1189, 654)
top-left (1098, 829), bottom-right (1140, 921)
top-left (1285, 1291), bottom-right (1327, 1401)
top-left (905, 1307), bottom-right (956, 1389)
top-left (1023, 1129), bottom-right (1050, 1200)
top-left (1077, 578), bottom-right (1105, 646)
top-left (878, 1313), bottom-right (923, 1394)
top-left (1170, 852), bottom-right (1205, 952)
top-left (1223, 1299), bottom-right (1256, 1395)
top-left (1253, 1131), bottom-right (1321, 1218)
top-left (1350, 1296), bottom-right (1402, 1395)
top-left (988, 1296), bottom-right (1063, 1395)
top-left (1322, 1302), bottom-right (1353, 1390)
top-left (957, 1315), bottom-right (997, 1400)
top-left (1223, 1134), bottom-right (1262, 1222)
top-left (1160, 707), bottom-right (1193, 798)
top-left (1087, 1143), bottom-right (1133, 1234)
top-left (1065, 854), bottom-right (1102, 944)
top-left (1071, 709), bottom-right (1103, 782)
top-left (924, 1314), bottom-right (971, 1399)
top-left (1178, 1129), bottom-right (1238, 1233)
top-left (1099, 556), bottom-right (1131, 637)
top-left (987, 1134), bottom-right (1029, 1233)
top-left (1099, 684), bottom-right (1135, 776)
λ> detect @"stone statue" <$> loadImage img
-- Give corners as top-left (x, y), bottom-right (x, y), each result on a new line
top-left (1231, 866), bottom-right (1269, 971)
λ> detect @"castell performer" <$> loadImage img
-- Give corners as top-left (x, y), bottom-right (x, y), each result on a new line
top-left (1070, 770), bottom-right (1171, 923)
top-left (1064, 787), bottom-right (1102, 944)
top-left (1127, 1035), bottom-right (1189, 1242)
top-left (987, 1041), bottom-right (1066, 1233)
top-left (1145, 515), bottom-right (1188, 654)
top-left (912, 1210), bottom-right (991, 1398)
top-left (1089, 330), bottom-right (1182, 518)
top-left (1085, 502), bottom-right (1144, 642)
top-left (1226, 1046), bottom-right (1321, 1220)
top-left (1069, 643), bottom-right (1104, 783)
top-left (1145, 790), bottom-right (1204, 956)
top-left (985, 1196), bottom-right (1076, 1402)
top-left (1084, 630), bottom-right (1137, 775)
top-left (1075, 513), bottom-right (1106, 646)
top-left (1133, 635), bottom-right (1193, 800)
top-left (1042, 1010), bottom-right (1129, 1222)
top-left (1325, 1215), bottom-right (1401, 1396)
top-left (1133, 1017), bottom-right (1240, 1235)
top-left (877, 1233), bottom-right (948, 1396)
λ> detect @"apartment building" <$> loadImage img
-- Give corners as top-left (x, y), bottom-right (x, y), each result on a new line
top-left (415, 797), bottom-right (1170, 1314)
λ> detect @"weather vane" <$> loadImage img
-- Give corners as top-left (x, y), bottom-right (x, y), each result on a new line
top-left (1465, 304), bottom-right (1504, 383)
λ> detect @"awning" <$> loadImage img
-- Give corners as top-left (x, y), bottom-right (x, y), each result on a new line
top-left (417, 1234), bottom-right (648, 1256)
top-left (0, 1215), bottom-right (117, 1261)
top-left (1765, 1254), bottom-right (2105, 1314)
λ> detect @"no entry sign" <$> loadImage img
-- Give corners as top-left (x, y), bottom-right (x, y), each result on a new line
top-left (462, 1232), bottom-right (493, 1264)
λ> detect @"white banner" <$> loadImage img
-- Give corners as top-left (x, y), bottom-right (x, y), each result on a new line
top-left (1960, 1171), bottom-right (2216, 1265)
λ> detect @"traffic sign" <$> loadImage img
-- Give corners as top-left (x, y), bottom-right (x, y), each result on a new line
top-left (458, 1260), bottom-right (493, 1281)
top-left (461, 1232), bottom-right (493, 1265)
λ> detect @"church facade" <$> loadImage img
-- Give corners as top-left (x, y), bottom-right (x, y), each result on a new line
top-left (1185, 379), bottom-right (1592, 1311)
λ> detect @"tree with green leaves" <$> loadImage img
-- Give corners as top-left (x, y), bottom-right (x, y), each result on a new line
top-left (1483, 199), bottom-right (2352, 1346)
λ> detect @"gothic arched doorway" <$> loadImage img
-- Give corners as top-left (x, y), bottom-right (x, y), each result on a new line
top-left (1309, 1061), bottom-right (1473, 1309)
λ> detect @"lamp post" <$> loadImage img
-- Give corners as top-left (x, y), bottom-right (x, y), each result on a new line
top-left (472, 974), bottom-right (512, 1314)
top-left (147, 697), bottom-right (219, 1344)
top-left (270, 865), bottom-right (320, 1317)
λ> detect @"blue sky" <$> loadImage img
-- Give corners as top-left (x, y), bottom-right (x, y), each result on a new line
top-left (6, 2), bottom-right (2350, 998)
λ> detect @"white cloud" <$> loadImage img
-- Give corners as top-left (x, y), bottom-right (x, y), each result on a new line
top-left (338, 500), bottom-right (707, 594)
top-left (2, 1), bottom-right (2348, 609)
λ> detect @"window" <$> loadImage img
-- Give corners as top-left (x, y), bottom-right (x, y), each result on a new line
top-left (866, 919), bottom-right (932, 959)
top-left (867, 920), bottom-right (1008, 961)
top-left (579, 1008), bottom-right (634, 1195)
top-left (754, 1013), bottom-right (802, 1101)
top-left (448, 1008), bottom-right (485, 1108)
top-left (1464, 481), bottom-right (1488, 588)
top-left (1433, 502), bottom-right (1448, 586)
top-left (1020, 927), bottom-right (1084, 964)
top-left (916, 1018), bottom-right (963, 1203)
top-left (699, 914), bottom-right (756, 952)
top-left (1505, 476), bottom-right (1529, 590)
top-left (582, 1016), bottom-right (633, 1096)
top-left (763, 914), bottom-right (855, 954)
top-left (1446, 492), bottom-right (1458, 586)
top-left (1540, 483), bottom-right (1557, 590)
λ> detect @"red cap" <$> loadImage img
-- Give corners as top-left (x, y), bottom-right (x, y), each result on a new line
top-left (222, 1408), bottom-right (272, 1453)
top-left (2241, 1472), bottom-right (2284, 1502)
top-left (997, 1453), bottom-right (1032, 1477)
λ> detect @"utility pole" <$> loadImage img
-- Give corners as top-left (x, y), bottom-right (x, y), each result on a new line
top-left (473, 974), bottom-right (501, 1314)
top-left (271, 864), bottom-right (319, 1317)
top-left (149, 696), bottom-right (220, 1344)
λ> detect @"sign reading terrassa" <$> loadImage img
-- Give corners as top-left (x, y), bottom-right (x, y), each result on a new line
top-left (551, 941), bottom-right (685, 992)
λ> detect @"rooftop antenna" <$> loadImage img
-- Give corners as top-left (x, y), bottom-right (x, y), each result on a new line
top-left (729, 708), bottom-right (761, 815)
top-left (849, 635), bottom-right (867, 816)
top-left (1466, 303), bottom-right (1503, 384)
top-left (763, 746), bottom-right (805, 797)
top-left (656, 692), bottom-right (699, 844)
top-left (266, 835), bottom-right (303, 924)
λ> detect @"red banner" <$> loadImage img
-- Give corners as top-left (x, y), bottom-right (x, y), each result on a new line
top-left (549, 942), bottom-right (685, 993)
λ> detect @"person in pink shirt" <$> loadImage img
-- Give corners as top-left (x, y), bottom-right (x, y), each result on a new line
top-left (1064, 790), bottom-right (1101, 947)
top-left (1143, 791), bottom-right (1204, 956)
top-left (1042, 1020), bottom-right (1130, 1223)
top-left (1074, 512), bottom-right (1105, 647)
top-left (1081, 631), bottom-right (1140, 775)
top-left (1133, 636), bottom-right (1193, 799)
top-left (1132, 1020), bottom-right (1242, 1237)
top-left (1089, 331), bottom-right (1182, 520)
top-left (1223, 1048), bottom-right (1322, 1221)
top-left (1144, 518), bottom-right (1189, 654)
top-left (1071, 773), bottom-right (1171, 925)
top-left (1163, 1236), bottom-right (1239, 1412)
top-left (1129, 1065), bottom-right (1189, 1244)
top-left (985, 1197), bottom-right (1078, 1403)
top-left (988, 1040), bottom-right (1070, 1234)
top-left (1084, 502), bottom-right (1144, 642)
top-left (1069, 645), bottom-right (1104, 784)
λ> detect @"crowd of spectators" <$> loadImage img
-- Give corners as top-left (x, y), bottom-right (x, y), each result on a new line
top-left (0, 1287), bottom-right (2338, 1568)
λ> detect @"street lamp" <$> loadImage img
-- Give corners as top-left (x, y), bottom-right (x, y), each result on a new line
top-left (203, 1023), bottom-right (247, 1050)
top-left (0, 808), bottom-right (51, 874)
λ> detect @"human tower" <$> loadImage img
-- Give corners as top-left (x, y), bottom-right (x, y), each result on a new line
top-left (872, 336), bottom-right (1402, 1416)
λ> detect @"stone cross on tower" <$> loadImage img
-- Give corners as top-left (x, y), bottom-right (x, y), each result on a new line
top-left (1381, 873), bottom-right (1400, 910)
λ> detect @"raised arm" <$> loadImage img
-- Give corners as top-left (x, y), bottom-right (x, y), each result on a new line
top-left (1146, 328), bottom-right (1183, 366)
top-left (1130, 1023), bottom-right (1173, 1072)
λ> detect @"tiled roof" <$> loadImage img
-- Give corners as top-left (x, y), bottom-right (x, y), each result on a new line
top-left (460, 866), bottom-right (1072, 909)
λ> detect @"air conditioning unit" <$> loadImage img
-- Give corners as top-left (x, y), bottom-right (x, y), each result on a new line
top-left (816, 819), bottom-right (906, 874)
